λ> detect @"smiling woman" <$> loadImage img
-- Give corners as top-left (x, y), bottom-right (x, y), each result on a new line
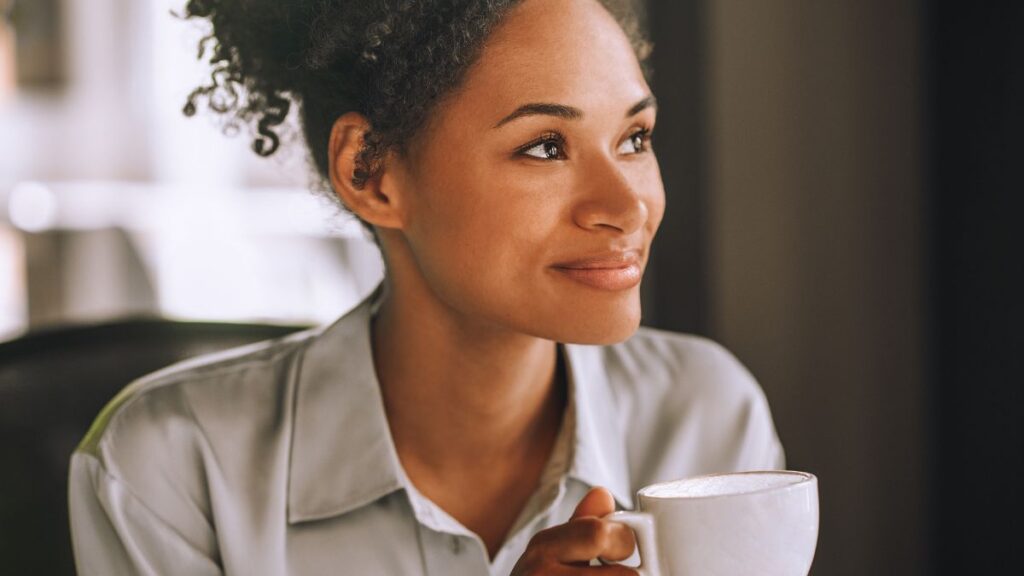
top-left (67, 1), bottom-right (785, 575)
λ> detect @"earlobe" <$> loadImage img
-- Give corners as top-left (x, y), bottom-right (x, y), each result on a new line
top-left (328, 112), bottom-right (405, 229)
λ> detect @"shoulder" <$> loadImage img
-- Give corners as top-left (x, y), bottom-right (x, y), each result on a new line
top-left (602, 326), bottom-right (761, 407)
top-left (601, 327), bottom-right (785, 477)
top-left (74, 327), bottom-right (317, 495)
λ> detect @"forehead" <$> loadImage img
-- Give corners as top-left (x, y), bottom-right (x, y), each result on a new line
top-left (433, 0), bottom-right (650, 129)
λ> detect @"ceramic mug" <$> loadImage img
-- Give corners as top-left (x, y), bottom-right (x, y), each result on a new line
top-left (605, 471), bottom-right (819, 576)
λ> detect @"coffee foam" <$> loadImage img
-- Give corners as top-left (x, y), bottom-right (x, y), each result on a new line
top-left (641, 473), bottom-right (807, 499)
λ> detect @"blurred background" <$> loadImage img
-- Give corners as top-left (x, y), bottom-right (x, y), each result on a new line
top-left (1, 0), bottom-right (1021, 574)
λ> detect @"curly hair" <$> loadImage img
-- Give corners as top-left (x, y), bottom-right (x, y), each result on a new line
top-left (181, 0), bottom-right (651, 198)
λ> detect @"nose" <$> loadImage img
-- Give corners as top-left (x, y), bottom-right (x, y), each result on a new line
top-left (571, 155), bottom-right (649, 235)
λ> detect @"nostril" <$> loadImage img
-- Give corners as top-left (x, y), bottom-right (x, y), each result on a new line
top-left (573, 192), bottom-right (648, 234)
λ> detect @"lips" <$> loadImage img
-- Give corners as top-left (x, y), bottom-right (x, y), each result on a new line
top-left (550, 250), bottom-right (643, 291)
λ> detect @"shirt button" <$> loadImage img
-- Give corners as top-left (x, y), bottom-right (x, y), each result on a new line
top-left (450, 535), bottom-right (462, 555)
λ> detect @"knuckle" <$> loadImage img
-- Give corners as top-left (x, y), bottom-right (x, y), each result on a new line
top-left (581, 517), bottom-right (613, 547)
top-left (598, 520), bottom-right (617, 545)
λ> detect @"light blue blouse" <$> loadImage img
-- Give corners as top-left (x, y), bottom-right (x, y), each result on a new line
top-left (69, 287), bottom-right (785, 575)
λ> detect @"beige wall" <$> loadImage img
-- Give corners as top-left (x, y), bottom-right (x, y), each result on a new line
top-left (706, 1), bottom-right (927, 574)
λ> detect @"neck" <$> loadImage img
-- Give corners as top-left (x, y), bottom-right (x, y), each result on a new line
top-left (371, 277), bottom-right (566, 471)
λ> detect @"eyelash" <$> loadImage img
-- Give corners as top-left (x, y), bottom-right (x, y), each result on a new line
top-left (515, 126), bottom-right (654, 160)
top-left (628, 127), bottom-right (654, 152)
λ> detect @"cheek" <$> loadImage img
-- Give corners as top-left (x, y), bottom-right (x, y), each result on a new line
top-left (405, 165), bottom-right (562, 300)
top-left (400, 148), bottom-right (660, 343)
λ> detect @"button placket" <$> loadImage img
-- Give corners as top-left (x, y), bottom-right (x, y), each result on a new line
top-left (419, 526), bottom-right (489, 576)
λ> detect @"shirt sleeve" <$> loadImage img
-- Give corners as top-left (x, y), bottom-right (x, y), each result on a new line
top-left (762, 408), bottom-right (788, 471)
top-left (732, 364), bottom-right (788, 472)
top-left (68, 452), bottom-right (223, 576)
top-left (615, 330), bottom-right (789, 478)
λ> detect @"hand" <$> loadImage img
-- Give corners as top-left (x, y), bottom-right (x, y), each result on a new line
top-left (510, 487), bottom-right (638, 575)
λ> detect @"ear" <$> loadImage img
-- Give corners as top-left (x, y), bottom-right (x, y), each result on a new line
top-left (328, 112), bottom-right (407, 229)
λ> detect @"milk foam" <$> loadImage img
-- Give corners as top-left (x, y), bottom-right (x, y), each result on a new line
top-left (641, 473), bottom-right (807, 498)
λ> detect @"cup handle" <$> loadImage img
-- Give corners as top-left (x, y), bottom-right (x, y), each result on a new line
top-left (601, 511), bottom-right (663, 576)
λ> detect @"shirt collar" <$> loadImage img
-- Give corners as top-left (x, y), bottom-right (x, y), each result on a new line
top-left (287, 287), bottom-right (405, 524)
top-left (287, 288), bottom-right (634, 524)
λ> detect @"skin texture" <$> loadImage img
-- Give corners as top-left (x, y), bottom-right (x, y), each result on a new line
top-left (329, 0), bottom-right (663, 568)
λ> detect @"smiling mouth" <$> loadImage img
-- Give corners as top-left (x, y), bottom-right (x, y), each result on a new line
top-left (550, 250), bottom-right (644, 291)
top-left (551, 265), bottom-right (643, 291)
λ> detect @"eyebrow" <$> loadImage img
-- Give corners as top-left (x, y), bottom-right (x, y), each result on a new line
top-left (492, 95), bottom-right (657, 129)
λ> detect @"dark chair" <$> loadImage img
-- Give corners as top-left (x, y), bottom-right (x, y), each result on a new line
top-left (0, 319), bottom-right (308, 575)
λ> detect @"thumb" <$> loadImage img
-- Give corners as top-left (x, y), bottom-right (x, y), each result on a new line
top-left (570, 486), bottom-right (616, 521)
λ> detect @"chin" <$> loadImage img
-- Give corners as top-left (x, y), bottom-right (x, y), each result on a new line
top-left (533, 295), bottom-right (643, 345)
top-left (568, 317), bottom-right (642, 345)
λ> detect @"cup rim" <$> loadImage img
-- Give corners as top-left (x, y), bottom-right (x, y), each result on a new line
top-left (637, 470), bottom-right (817, 501)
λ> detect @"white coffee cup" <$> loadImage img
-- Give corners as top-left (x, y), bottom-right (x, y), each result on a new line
top-left (605, 471), bottom-right (819, 576)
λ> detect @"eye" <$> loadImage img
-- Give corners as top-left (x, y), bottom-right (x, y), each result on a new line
top-left (618, 127), bottom-right (653, 155)
top-left (518, 133), bottom-right (567, 160)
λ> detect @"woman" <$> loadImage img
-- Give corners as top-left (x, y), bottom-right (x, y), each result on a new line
top-left (69, 0), bottom-right (784, 574)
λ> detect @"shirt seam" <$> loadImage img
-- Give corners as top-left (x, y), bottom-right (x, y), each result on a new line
top-left (82, 335), bottom-right (312, 458)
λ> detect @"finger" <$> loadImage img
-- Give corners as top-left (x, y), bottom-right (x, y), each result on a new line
top-left (596, 520), bottom-right (638, 563)
top-left (544, 517), bottom-right (637, 564)
top-left (570, 487), bottom-right (617, 521)
top-left (569, 561), bottom-right (638, 569)
top-left (525, 562), bottom-right (639, 576)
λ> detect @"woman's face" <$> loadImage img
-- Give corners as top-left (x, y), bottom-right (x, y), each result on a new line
top-left (389, 0), bottom-right (664, 345)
